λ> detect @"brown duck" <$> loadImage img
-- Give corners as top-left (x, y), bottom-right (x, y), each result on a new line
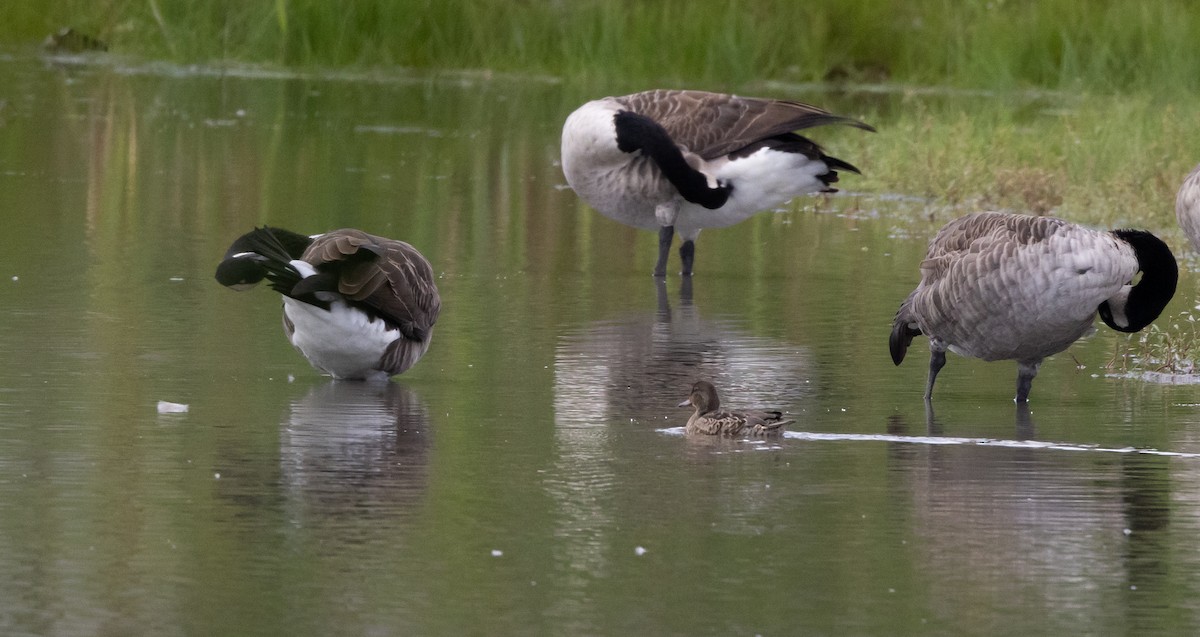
top-left (677, 380), bottom-right (792, 436)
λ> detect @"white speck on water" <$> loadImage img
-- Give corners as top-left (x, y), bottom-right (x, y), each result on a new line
top-left (1130, 585), bottom-right (1138, 590)
top-left (841, 408), bottom-right (847, 412)
top-left (287, 374), bottom-right (295, 383)
top-left (1123, 528), bottom-right (1132, 536)
top-left (214, 472), bottom-right (221, 479)
top-left (491, 549), bottom-right (503, 557)
top-left (156, 400), bottom-right (189, 414)
top-left (10, 276), bottom-right (17, 282)
top-left (169, 276), bottom-right (184, 282)
top-left (236, 109), bottom-right (246, 117)
top-left (635, 546), bottom-right (647, 556)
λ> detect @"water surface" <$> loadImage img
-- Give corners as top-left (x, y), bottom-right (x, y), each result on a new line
top-left (2, 53), bottom-right (1200, 635)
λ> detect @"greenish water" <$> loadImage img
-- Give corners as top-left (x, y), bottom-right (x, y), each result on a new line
top-left (3, 53), bottom-right (1200, 636)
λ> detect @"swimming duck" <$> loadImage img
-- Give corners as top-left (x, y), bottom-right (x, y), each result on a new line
top-left (561, 89), bottom-right (873, 276)
top-left (890, 211), bottom-right (1177, 402)
top-left (677, 380), bottom-right (792, 436)
top-left (215, 227), bottom-right (441, 380)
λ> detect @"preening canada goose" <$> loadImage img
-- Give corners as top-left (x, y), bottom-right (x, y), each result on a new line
top-left (890, 212), bottom-right (1177, 402)
top-left (677, 380), bottom-right (792, 435)
top-left (215, 227), bottom-right (441, 381)
top-left (1176, 163), bottom-right (1200, 252)
top-left (561, 89), bottom-right (874, 276)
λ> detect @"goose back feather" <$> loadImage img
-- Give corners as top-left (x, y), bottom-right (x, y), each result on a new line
top-left (890, 212), bottom-right (1177, 401)
top-left (1176, 163), bottom-right (1200, 252)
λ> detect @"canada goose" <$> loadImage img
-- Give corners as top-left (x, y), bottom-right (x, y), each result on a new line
top-left (561, 89), bottom-right (874, 276)
top-left (890, 211), bottom-right (1177, 402)
top-left (215, 227), bottom-right (441, 380)
top-left (1175, 163), bottom-right (1200, 252)
top-left (677, 380), bottom-right (793, 435)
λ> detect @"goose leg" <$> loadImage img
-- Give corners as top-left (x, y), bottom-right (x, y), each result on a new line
top-left (679, 239), bottom-right (695, 276)
top-left (924, 349), bottom-right (946, 401)
top-left (1015, 360), bottom-right (1041, 403)
top-left (654, 225), bottom-right (674, 278)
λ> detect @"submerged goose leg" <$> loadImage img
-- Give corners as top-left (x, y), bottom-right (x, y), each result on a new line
top-left (924, 348), bottom-right (947, 401)
top-left (1014, 360), bottom-right (1041, 403)
top-left (654, 225), bottom-right (674, 277)
top-left (679, 240), bottom-right (695, 276)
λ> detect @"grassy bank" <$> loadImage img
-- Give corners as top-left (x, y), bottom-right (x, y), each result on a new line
top-left (7, 0), bottom-right (1200, 95)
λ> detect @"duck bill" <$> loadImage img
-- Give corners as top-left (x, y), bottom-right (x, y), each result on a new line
top-left (677, 399), bottom-right (692, 408)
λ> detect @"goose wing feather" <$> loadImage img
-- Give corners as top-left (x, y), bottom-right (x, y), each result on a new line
top-left (302, 230), bottom-right (441, 341)
top-left (908, 212), bottom-right (1135, 361)
top-left (614, 89), bottom-right (873, 160)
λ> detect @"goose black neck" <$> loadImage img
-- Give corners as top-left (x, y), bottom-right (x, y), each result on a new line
top-left (1101, 229), bottom-right (1178, 332)
top-left (613, 110), bottom-right (730, 210)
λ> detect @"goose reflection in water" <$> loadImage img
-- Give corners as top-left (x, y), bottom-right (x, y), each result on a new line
top-left (281, 381), bottom-right (432, 524)
top-left (884, 405), bottom-right (1175, 612)
top-left (553, 277), bottom-right (814, 428)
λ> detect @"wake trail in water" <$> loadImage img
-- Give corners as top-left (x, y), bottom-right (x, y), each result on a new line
top-left (657, 427), bottom-right (1200, 458)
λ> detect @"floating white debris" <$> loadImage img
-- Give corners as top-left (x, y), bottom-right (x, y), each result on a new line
top-left (491, 549), bottom-right (503, 557)
top-left (10, 276), bottom-right (17, 282)
top-left (214, 472), bottom-right (221, 479)
top-left (157, 400), bottom-right (189, 414)
top-left (169, 276), bottom-right (184, 282)
top-left (634, 546), bottom-right (647, 556)
top-left (287, 374), bottom-right (295, 383)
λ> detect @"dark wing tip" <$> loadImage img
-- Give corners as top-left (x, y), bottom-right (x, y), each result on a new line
top-left (822, 154), bottom-right (862, 175)
top-left (214, 255), bottom-right (266, 288)
top-left (890, 320), bottom-right (917, 366)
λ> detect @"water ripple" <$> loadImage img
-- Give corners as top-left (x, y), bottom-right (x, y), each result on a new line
top-left (657, 427), bottom-right (1200, 458)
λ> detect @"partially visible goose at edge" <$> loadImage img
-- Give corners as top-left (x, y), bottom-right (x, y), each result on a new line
top-left (561, 89), bottom-right (874, 277)
top-left (890, 211), bottom-right (1177, 402)
top-left (215, 227), bottom-right (441, 381)
top-left (1176, 163), bottom-right (1200, 252)
top-left (677, 380), bottom-right (793, 436)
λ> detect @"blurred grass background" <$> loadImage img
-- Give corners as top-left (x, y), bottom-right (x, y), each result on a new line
top-left (5, 0), bottom-right (1200, 95)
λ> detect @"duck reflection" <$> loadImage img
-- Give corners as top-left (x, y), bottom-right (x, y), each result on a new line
top-left (544, 279), bottom-right (811, 628)
top-left (553, 277), bottom-right (814, 427)
top-left (280, 381), bottom-right (431, 523)
top-left (886, 406), bottom-right (1175, 617)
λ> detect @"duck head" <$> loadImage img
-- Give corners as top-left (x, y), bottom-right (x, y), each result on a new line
top-left (677, 380), bottom-right (721, 412)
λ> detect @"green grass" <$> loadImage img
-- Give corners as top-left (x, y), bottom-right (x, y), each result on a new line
top-left (7, 0), bottom-right (1200, 95)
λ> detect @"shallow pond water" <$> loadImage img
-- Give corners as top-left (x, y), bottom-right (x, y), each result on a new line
top-left (3, 53), bottom-right (1200, 635)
